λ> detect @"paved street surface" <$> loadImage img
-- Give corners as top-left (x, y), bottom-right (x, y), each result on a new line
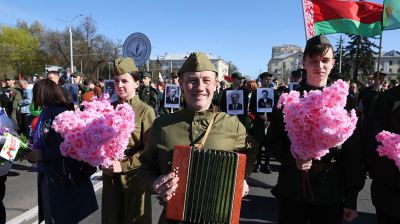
top-left (5, 160), bottom-right (377, 224)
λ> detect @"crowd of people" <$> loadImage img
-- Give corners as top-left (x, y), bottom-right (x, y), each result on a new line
top-left (0, 34), bottom-right (398, 224)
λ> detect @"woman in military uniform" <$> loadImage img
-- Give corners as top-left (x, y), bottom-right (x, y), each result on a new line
top-left (101, 57), bottom-right (156, 224)
top-left (137, 52), bottom-right (257, 223)
top-left (266, 36), bottom-right (365, 224)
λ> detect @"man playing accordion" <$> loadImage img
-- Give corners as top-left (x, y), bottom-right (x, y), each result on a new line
top-left (136, 52), bottom-right (257, 223)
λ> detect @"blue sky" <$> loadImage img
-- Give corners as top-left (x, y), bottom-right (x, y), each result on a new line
top-left (0, 0), bottom-right (398, 78)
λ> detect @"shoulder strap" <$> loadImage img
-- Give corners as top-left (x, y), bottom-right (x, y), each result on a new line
top-left (194, 112), bottom-right (216, 150)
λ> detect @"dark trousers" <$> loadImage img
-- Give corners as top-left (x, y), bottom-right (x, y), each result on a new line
top-left (376, 209), bottom-right (400, 224)
top-left (278, 199), bottom-right (343, 224)
top-left (19, 113), bottom-right (33, 137)
top-left (0, 175), bottom-right (7, 224)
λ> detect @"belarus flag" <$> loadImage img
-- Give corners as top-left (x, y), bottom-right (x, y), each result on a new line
top-left (302, 0), bottom-right (384, 39)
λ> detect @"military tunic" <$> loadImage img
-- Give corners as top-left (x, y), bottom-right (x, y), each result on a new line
top-left (0, 87), bottom-right (22, 123)
top-left (138, 85), bottom-right (159, 111)
top-left (137, 109), bottom-right (257, 223)
top-left (102, 95), bottom-right (156, 224)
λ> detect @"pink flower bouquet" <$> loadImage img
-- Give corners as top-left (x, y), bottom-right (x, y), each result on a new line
top-left (376, 131), bottom-right (400, 170)
top-left (277, 80), bottom-right (358, 160)
top-left (52, 94), bottom-right (135, 167)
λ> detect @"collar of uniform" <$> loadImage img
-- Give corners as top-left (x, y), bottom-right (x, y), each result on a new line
top-left (182, 108), bottom-right (214, 121)
top-left (122, 95), bottom-right (140, 107)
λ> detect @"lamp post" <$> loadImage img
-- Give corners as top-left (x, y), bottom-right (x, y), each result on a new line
top-left (55, 14), bottom-right (83, 73)
top-left (108, 60), bottom-right (113, 80)
top-left (69, 14), bottom-right (83, 74)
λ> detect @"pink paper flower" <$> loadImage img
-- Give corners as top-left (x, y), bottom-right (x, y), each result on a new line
top-left (277, 80), bottom-right (358, 160)
top-left (376, 131), bottom-right (400, 170)
top-left (52, 94), bottom-right (135, 167)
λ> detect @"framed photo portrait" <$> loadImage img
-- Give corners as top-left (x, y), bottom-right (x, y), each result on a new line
top-left (226, 90), bottom-right (244, 115)
top-left (164, 84), bottom-right (181, 109)
top-left (256, 88), bottom-right (274, 113)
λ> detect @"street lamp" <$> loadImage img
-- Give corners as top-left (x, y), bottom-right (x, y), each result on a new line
top-left (108, 60), bottom-right (114, 80)
top-left (55, 14), bottom-right (83, 73)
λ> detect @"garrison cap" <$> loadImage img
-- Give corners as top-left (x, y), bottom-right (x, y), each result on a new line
top-left (170, 72), bottom-right (178, 78)
top-left (140, 71), bottom-right (152, 78)
top-left (177, 52), bottom-right (218, 76)
top-left (71, 72), bottom-right (84, 77)
top-left (231, 72), bottom-right (244, 80)
top-left (114, 57), bottom-right (138, 75)
top-left (304, 35), bottom-right (332, 56)
top-left (259, 72), bottom-right (273, 79)
top-left (5, 74), bottom-right (15, 80)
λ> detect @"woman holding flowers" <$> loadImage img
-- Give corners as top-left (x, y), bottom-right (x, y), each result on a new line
top-left (25, 79), bottom-right (98, 224)
top-left (101, 57), bottom-right (156, 224)
top-left (266, 35), bottom-right (364, 224)
top-left (363, 85), bottom-right (400, 223)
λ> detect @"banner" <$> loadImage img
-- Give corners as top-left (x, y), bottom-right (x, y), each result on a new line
top-left (302, 0), bottom-right (384, 39)
top-left (383, 0), bottom-right (400, 30)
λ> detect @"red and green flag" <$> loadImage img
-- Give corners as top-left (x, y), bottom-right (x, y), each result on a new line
top-left (383, 0), bottom-right (400, 30)
top-left (302, 0), bottom-right (384, 39)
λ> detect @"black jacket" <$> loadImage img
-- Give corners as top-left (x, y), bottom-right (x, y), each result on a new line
top-left (266, 80), bottom-right (365, 209)
top-left (362, 85), bottom-right (400, 219)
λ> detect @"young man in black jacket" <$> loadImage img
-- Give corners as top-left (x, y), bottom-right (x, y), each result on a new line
top-left (266, 35), bottom-right (365, 224)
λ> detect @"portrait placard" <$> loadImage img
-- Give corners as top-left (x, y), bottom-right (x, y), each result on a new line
top-left (164, 84), bottom-right (181, 109)
top-left (226, 90), bottom-right (244, 115)
top-left (256, 88), bottom-right (274, 113)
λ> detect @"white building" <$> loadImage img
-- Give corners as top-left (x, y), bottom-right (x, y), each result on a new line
top-left (150, 53), bottom-right (229, 81)
top-left (267, 45), bottom-right (303, 84)
top-left (373, 50), bottom-right (400, 79)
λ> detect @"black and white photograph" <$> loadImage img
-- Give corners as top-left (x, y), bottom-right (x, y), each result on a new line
top-left (289, 82), bottom-right (300, 91)
top-left (164, 84), bottom-right (181, 109)
top-left (226, 90), bottom-right (244, 115)
top-left (104, 80), bottom-right (118, 103)
top-left (256, 88), bottom-right (274, 113)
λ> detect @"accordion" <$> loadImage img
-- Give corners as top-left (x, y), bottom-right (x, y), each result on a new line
top-left (166, 145), bottom-right (247, 224)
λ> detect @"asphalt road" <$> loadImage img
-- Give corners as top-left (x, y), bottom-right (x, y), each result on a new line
top-left (5, 160), bottom-right (377, 224)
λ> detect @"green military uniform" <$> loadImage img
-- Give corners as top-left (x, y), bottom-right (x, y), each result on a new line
top-left (136, 52), bottom-right (257, 223)
top-left (138, 109), bottom-right (257, 223)
top-left (138, 72), bottom-right (159, 111)
top-left (102, 58), bottom-right (156, 224)
top-left (0, 74), bottom-right (22, 123)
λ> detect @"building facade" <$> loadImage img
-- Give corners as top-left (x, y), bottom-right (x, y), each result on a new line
top-left (373, 50), bottom-right (400, 79)
top-left (267, 45), bottom-right (303, 84)
top-left (150, 53), bottom-right (229, 81)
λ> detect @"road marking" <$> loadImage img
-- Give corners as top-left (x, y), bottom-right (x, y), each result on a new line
top-left (6, 171), bottom-right (103, 224)
top-left (6, 206), bottom-right (38, 224)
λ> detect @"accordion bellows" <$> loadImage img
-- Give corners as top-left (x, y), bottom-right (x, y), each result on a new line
top-left (166, 145), bottom-right (246, 224)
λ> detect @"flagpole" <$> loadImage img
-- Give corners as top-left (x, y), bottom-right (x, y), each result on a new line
top-left (301, 0), bottom-right (308, 40)
top-left (376, 33), bottom-right (383, 80)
